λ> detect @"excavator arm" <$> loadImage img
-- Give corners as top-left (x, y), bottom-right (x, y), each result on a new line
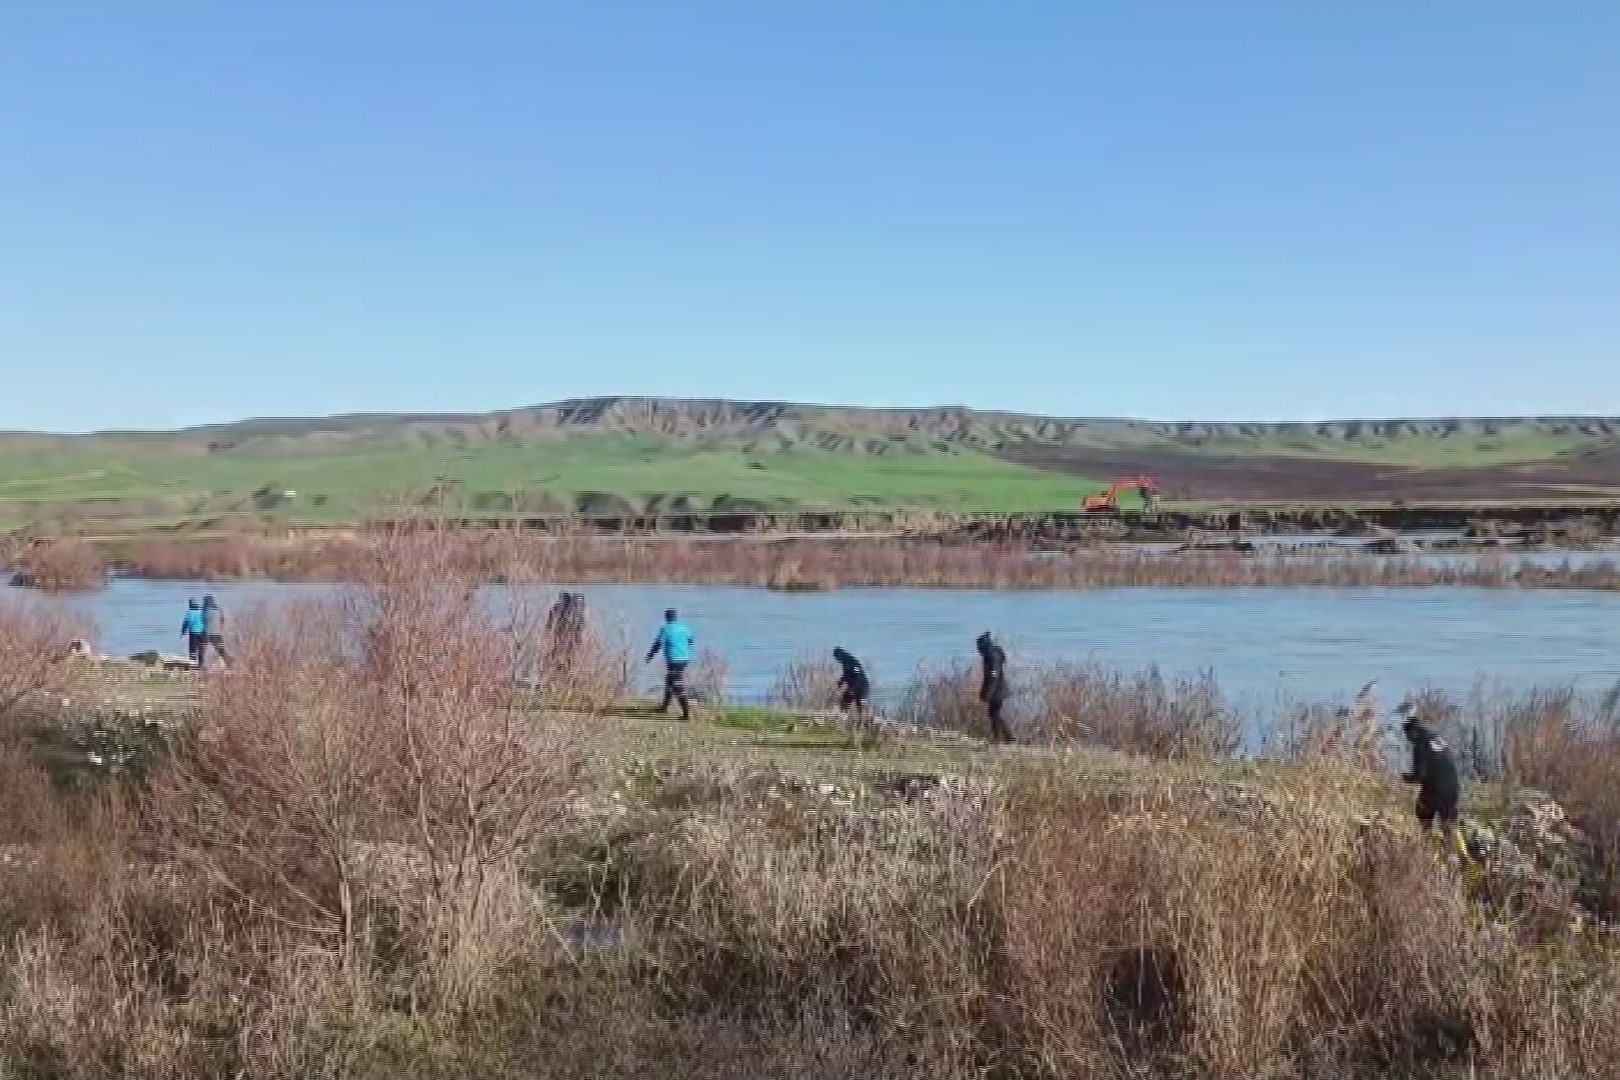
top-left (1083, 476), bottom-right (1160, 513)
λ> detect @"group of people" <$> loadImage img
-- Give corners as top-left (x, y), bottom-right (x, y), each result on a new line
top-left (580, 597), bottom-right (1465, 836)
top-left (178, 595), bottom-right (229, 670)
top-left (825, 633), bottom-right (1011, 742)
top-left (636, 606), bottom-right (1015, 743)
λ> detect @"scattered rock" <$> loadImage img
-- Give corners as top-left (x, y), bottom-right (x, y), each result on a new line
top-left (127, 650), bottom-right (197, 671)
top-left (1456, 790), bottom-right (1604, 931)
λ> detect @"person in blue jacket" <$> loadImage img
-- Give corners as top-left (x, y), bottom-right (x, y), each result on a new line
top-left (180, 599), bottom-right (206, 668)
top-left (644, 608), bottom-right (695, 720)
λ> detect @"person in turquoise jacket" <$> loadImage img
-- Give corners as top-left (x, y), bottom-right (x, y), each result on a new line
top-left (180, 599), bottom-right (206, 668)
top-left (644, 608), bottom-right (695, 720)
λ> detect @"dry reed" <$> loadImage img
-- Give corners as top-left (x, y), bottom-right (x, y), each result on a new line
top-left (114, 531), bottom-right (1620, 591)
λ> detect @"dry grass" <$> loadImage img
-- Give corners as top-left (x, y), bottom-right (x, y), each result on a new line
top-left (1025, 663), bottom-right (1241, 758)
top-left (114, 531), bottom-right (1620, 590)
top-left (890, 660), bottom-right (1239, 757)
top-left (1, 558), bottom-right (1619, 1076)
top-left (520, 760), bottom-right (1620, 1080)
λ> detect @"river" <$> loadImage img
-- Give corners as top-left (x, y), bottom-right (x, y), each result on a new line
top-left (15, 577), bottom-right (1620, 710)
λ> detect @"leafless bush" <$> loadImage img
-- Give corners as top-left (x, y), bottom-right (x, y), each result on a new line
top-left (519, 609), bottom-right (634, 710)
top-left (893, 660), bottom-right (985, 735)
top-left (7, 539), bottom-right (107, 591)
top-left (1484, 687), bottom-right (1620, 916)
top-left (0, 596), bottom-right (91, 742)
top-left (124, 536), bottom-right (268, 580)
top-left (1025, 663), bottom-right (1240, 758)
top-left (687, 648), bottom-right (729, 705)
top-left (154, 533), bottom-right (585, 1016)
top-left (765, 651), bottom-right (843, 711)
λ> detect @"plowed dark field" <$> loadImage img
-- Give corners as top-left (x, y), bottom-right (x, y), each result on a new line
top-left (998, 445), bottom-right (1620, 504)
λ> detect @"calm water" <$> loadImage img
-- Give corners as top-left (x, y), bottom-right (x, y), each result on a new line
top-left (19, 577), bottom-right (1620, 709)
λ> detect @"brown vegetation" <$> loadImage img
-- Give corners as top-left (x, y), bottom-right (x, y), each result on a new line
top-left (1026, 664), bottom-right (1241, 758)
top-left (765, 650), bottom-right (842, 710)
top-left (3, 552), bottom-right (1620, 1076)
top-left (1440, 686), bottom-right (1620, 919)
top-left (114, 530), bottom-right (1620, 590)
top-left (0, 595), bottom-right (89, 742)
top-left (6, 539), bottom-right (107, 591)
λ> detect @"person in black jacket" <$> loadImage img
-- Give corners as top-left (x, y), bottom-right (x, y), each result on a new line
top-left (831, 647), bottom-right (870, 720)
top-left (1400, 705), bottom-right (1460, 834)
top-left (976, 632), bottom-right (1012, 744)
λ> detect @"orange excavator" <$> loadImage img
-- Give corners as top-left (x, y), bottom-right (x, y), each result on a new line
top-left (1083, 475), bottom-right (1160, 514)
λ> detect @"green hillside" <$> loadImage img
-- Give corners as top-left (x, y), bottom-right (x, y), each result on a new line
top-left (2, 398), bottom-right (1618, 527)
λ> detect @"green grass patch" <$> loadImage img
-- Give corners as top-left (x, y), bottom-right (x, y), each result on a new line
top-left (0, 437), bottom-right (1100, 523)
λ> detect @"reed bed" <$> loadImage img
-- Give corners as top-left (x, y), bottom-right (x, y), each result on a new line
top-left (5, 539), bottom-right (108, 591)
top-left (106, 531), bottom-right (1620, 591)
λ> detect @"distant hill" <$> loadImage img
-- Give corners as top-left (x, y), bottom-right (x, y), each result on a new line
top-left (3, 398), bottom-right (1620, 527)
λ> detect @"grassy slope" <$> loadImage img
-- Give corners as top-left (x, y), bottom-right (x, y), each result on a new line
top-left (3, 400), bottom-right (1617, 525)
top-left (0, 436), bottom-right (1101, 523)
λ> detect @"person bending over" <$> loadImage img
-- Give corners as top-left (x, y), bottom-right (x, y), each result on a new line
top-left (832, 646), bottom-right (871, 722)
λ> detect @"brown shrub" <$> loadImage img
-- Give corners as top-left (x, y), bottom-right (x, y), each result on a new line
top-left (765, 650), bottom-right (842, 711)
top-left (1488, 688), bottom-right (1620, 917)
top-left (124, 536), bottom-right (267, 580)
top-left (1262, 682), bottom-right (1388, 768)
top-left (1026, 663), bottom-right (1240, 758)
top-left (687, 648), bottom-right (730, 706)
top-left (8, 539), bottom-right (107, 590)
top-left (153, 532), bottom-right (585, 1017)
top-left (893, 660), bottom-right (986, 735)
top-left (0, 595), bottom-right (91, 742)
top-left (114, 530), bottom-right (1620, 591)
top-left (521, 606), bottom-right (634, 710)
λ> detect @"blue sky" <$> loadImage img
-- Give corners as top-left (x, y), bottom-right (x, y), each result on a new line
top-left (2, 3), bottom-right (1617, 432)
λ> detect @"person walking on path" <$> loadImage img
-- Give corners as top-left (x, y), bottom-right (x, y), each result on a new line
top-left (200, 595), bottom-right (230, 669)
top-left (180, 599), bottom-right (207, 669)
top-left (976, 631), bottom-right (1013, 744)
top-left (644, 608), bottom-right (695, 721)
top-left (832, 646), bottom-right (871, 724)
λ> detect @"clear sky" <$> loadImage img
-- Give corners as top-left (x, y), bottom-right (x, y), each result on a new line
top-left (3, 3), bottom-right (1618, 432)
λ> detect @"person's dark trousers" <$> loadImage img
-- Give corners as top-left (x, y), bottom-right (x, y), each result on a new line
top-left (188, 633), bottom-right (207, 669)
top-left (206, 634), bottom-right (231, 667)
top-left (662, 661), bottom-right (690, 720)
top-left (1416, 785), bottom-right (1460, 830)
top-left (986, 690), bottom-right (1013, 744)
